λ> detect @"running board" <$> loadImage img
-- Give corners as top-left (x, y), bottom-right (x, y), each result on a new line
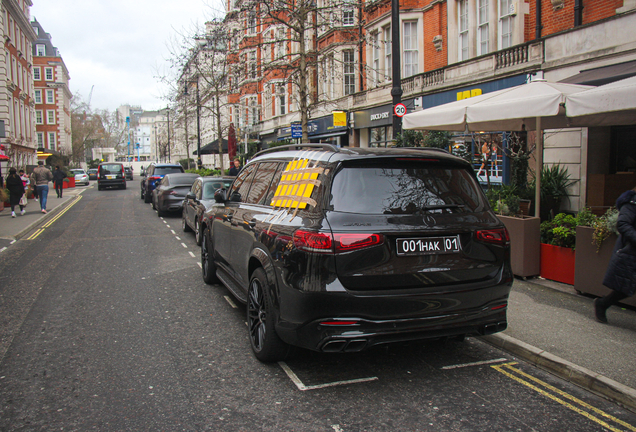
top-left (216, 268), bottom-right (247, 303)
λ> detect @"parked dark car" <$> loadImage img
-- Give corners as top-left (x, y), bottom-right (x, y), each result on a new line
top-left (97, 162), bottom-right (126, 190)
top-left (199, 144), bottom-right (512, 362)
top-left (152, 173), bottom-right (199, 217)
top-left (183, 176), bottom-right (235, 245)
top-left (87, 168), bottom-right (98, 180)
top-left (124, 166), bottom-right (133, 180)
top-left (140, 163), bottom-right (184, 203)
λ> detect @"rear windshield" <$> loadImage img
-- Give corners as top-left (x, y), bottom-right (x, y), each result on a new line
top-left (330, 163), bottom-right (487, 214)
top-left (100, 164), bottom-right (122, 174)
top-left (155, 167), bottom-right (184, 175)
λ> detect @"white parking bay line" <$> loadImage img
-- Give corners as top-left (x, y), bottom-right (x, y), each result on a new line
top-left (441, 358), bottom-right (508, 370)
top-left (278, 361), bottom-right (378, 391)
top-left (175, 236), bottom-right (181, 240)
top-left (188, 251), bottom-right (195, 258)
top-left (171, 230), bottom-right (176, 235)
top-left (197, 262), bottom-right (202, 268)
top-left (181, 243), bottom-right (188, 248)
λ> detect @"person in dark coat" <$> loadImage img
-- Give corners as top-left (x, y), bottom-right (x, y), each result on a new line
top-left (52, 165), bottom-right (67, 198)
top-left (594, 186), bottom-right (636, 323)
top-left (228, 158), bottom-right (241, 176)
top-left (5, 167), bottom-right (25, 217)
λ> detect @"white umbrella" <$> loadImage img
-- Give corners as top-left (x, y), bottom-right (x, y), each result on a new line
top-left (402, 80), bottom-right (593, 218)
top-left (566, 75), bottom-right (636, 126)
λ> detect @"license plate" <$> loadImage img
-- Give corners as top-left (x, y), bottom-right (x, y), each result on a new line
top-left (106, 175), bottom-right (114, 179)
top-left (396, 236), bottom-right (461, 256)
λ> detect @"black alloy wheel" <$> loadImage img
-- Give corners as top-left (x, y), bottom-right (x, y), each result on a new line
top-left (247, 268), bottom-right (290, 362)
top-left (182, 208), bottom-right (192, 232)
top-left (201, 226), bottom-right (219, 284)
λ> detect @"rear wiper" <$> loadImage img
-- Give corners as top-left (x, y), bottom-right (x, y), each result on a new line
top-left (419, 204), bottom-right (466, 211)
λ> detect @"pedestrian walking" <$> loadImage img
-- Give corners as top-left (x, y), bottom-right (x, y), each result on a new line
top-left (5, 168), bottom-right (25, 217)
top-left (594, 186), bottom-right (636, 323)
top-left (52, 165), bottom-right (67, 198)
top-left (32, 161), bottom-right (53, 213)
top-left (18, 169), bottom-right (29, 212)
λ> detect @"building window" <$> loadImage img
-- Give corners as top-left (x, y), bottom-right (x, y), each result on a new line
top-left (48, 132), bottom-right (56, 151)
top-left (459, 0), bottom-right (469, 61)
top-left (383, 25), bottom-right (392, 81)
top-left (34, 90), bottom-right (42, 104)
top-left (36, 44), bottom-right (45, 56)
top-left (499, 0), bottom-right (513, 49)
top-left (33, 67), bottom-right (41, 81)
top-left (35, 110), bottom-right (43, 124)
top-left (343, 4), bottom-right (354, 26)
top-left (372, 32), bottom-right (381, 85)
top-left (36, 132), bottom-right (44, 147)
top-left (248, 97), bottom-right (259, 125)
top-left (403, 21), bottom-right (418, 77)
top-left (343, 50), bottom-right (355, 95)
top-left (369, 125), bottom-right (393, 148)
top-left (44, 67), bottom-right (54, 81)
top-left (46, 89), bottom-right (55, 104)
top-left (47, 110), bottom-right (55, 124)
top-left (277, 83), bottom-right (286, 116)
top-left (249, 51), bottom-right (257, 79)
top-left (478, 0), bottom-right (489, 55)
top-left (247, 11), bottom-right (257, 35)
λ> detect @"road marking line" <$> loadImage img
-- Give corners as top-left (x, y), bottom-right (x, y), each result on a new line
top-left (175, 236), bottom-right (181, 240)
top-left (9, 240), bottom-right (16, 244)
top-left (278, 361), bottom-right (378, 391)
top-left (43, 196), bottom-right (82, 227)
top-left (188, 251), bottom-right (195, 258)
top-left (181, 243), bottom-right (187, 248)
top-left (166, 225), bottom-right (171, 228)
top-left (26, 228), bottom-right (45, 240)
top-left (0, 247), bottom-right (7, 253)
top-left (492, 362), bottom-right (635, 432)
top-left (224, 296), bottom-right (238, 308)
top-left (171, 230), bottom-right (176, 235)
top-left (441, 358), bottom-right (508, 370)
top-left (197, 262), bottom-right (202, 268)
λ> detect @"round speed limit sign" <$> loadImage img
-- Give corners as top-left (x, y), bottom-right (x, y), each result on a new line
top-left (394, 103), bottom-right (407, 117)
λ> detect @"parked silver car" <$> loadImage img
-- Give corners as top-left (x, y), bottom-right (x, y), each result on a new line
top-left (70, 169), bottom-right (90, 186)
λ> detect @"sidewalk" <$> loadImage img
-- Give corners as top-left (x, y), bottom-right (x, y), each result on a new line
top-left (0, 189), bottom-right (635, 411)
top-left (0, 182), bottom-right (88, 240)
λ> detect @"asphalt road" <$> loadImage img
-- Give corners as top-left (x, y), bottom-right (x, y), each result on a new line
top-left (1, 186), bottom-right (635, 431)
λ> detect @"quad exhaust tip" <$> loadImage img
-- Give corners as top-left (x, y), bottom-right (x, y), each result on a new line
top-left (322, 339), bottom-right (368, 353)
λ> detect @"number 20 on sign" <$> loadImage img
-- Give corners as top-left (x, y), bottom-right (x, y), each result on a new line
top-left (394, 103), bottom-right (406, 117)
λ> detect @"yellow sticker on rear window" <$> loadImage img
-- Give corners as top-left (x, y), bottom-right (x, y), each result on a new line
top-left (271, 159), bottom-right (322, 209)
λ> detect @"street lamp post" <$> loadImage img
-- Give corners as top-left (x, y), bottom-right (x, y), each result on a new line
top-left (391, 0), bottom-right (402, 140)
top-left (166, 106), bottom-right (171, 163)
top-left (184, 80), bottom-right (202, 170)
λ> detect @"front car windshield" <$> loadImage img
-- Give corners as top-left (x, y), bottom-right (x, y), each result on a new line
top-left (330, 162), bottom-right (487, 214)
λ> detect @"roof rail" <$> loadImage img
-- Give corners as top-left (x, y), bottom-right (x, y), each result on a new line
top-left (253, 143), bottom-right (340, 158)
top-left (403, 147), bottom-right (450, 154)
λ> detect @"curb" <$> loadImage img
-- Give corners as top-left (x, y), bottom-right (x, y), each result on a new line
top-left (12, 189), bottom-right (87, 241)
top-left (481, 333), bottom-right (636, 413)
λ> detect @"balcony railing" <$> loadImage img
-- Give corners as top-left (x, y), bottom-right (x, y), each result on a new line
top-left (496, 44), bottom-right (529, 69)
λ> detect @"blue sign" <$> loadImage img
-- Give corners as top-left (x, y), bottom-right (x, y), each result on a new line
top-left (291, 122), bottom-right (302, 138)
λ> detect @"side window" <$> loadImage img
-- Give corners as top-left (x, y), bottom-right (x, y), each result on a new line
top-left (192, 180), bottom-right (201, 199)
top-left (229, 164), bottom-right (256, 202)
top-left (263, 163), bottom-right (285, 206)
top-left (246, 162), bottom-right (279, 204)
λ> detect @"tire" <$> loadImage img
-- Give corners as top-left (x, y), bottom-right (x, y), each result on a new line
top-left (141, 189), bottom-right (144, 199)
top-left (247, 268), bottom-right (290, 362)
top-left (194, 218), bottom-right (202, 246)
top-left (201, 225), bottom-right (219, 284)
top-left (122, 183), bottom-right (127, 190)
top-left (152, 198), bottom-right (156, 210)
top-left (143, 187), bottom-right (152, 203)
top-left (98, 185), bottom-right (102, 191)
top-left (182, 209), bottom-right (192, 232)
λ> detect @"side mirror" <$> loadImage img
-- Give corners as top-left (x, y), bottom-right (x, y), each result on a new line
top-left (186, 192), bottom-right (196, 200)
top-left (230, 192), bottom-right (242, 202)
top-left (214, 189), bottom-right (227, 203)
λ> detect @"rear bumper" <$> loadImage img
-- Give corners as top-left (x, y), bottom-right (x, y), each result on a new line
top-left (98, 179), bottom-right (126, 188)
top-left (160, 198), bottom-right (185, 212)
top-left (274, 270), bottom-right (512, 352)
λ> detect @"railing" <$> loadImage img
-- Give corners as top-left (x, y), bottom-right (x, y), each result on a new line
top-left (496, 43), bottom-right (530, 69)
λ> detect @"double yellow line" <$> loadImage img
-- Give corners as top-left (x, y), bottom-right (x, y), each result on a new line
top-left (492, 362), bottom-right (636, 431)
top-left (26, 195), bottom-right (83, 240)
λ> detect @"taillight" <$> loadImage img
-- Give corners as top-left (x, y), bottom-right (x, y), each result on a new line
top-left (475, 228), bottom-right (509, 245)
top-left (168, 190), bottom-right (178, 195)
top-left (149, 176), bottom-right (161, 182)
top-left (293, 230), bottom-right (384, 253)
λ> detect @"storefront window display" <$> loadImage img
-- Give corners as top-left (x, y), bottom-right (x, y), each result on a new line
top-left (369, 125), bottom-right (393, 147)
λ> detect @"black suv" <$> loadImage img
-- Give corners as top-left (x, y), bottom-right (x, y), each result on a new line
top-left (97, 162), bottom-right (126, 190)
top-left (140, 163), bottom-right (184, 203)
top-left (200, 145), bottom-right (512, 361)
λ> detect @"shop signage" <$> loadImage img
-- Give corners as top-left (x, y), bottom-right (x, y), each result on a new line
top-left (370, 112), bottom-right (390, 121)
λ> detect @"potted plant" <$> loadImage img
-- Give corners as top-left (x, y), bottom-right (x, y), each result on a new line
top-left (487, 184), bottom-right (541, 278)
top-left (530, 164), bottom-right (577, 221)
top-left (574, 208), bottom-right (636, 306)
top-left (540, 212), bottom-right (578, 284)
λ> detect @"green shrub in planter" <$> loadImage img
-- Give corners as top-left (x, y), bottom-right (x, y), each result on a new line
top-left (541, 213), bottom-right (578, 248)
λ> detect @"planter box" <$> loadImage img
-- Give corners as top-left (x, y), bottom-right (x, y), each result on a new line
top-left (574, 226), bottom-right (636, 307)
top-left (62, 177), bottom-right (76, 189)
top-left (540, 243), bottom-right (575, 285)
top-left (499, 215), bottom-right (541, 278)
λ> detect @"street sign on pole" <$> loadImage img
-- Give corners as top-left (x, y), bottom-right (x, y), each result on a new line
top-left (394, 103), bottom-right (407, 117)
top-left (291, 122), bottom-right (302, 139)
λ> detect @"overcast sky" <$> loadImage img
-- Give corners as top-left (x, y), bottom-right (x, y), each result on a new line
top-left (31, 0), bottom-right (225, 112)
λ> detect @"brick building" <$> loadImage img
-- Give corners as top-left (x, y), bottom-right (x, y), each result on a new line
top-left (214, 0), bottom-right (636, 212)
top-left (31, 18), bottom-right (72, 159)
top-left (0, 0), bottom-right (37, 169)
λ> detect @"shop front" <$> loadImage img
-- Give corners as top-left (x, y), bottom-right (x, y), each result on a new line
top-left (308, 113), bottom-right (348, 147)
